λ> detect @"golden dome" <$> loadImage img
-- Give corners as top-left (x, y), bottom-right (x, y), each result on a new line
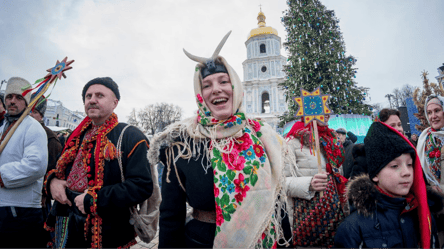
top-left (248, 9), bottom-right (278, 39)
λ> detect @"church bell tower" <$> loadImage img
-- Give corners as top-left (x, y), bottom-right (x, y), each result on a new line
top-left (242, 8), bottom-right (288, 130)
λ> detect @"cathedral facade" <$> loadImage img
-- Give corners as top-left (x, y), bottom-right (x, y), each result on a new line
top-left (242, 10), bottom-right (288, 130)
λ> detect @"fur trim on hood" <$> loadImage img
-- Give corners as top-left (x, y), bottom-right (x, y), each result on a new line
top-left (346, 174), bottom-right (379, 217)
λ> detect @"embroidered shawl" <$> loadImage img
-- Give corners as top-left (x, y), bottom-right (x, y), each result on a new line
top-left (148, 56), bottom-right (289, 248)
top-left (418, 96), bottom-right (444, 187)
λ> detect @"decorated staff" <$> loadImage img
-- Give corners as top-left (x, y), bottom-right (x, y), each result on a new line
top-left (284, 87), bottom-right (347, 248)
top-left (293, 87), bottom-right (332, 184)
top-left (0, 57), bottom-right (74, 154)
top-left (0, 58), bottom-right (73, 248)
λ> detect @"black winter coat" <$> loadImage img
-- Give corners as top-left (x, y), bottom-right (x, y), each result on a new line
top-left (158, 139), bottom-right (216, 248)
top-left (334, 175), bottom-right (440, 248)
top-left (46, 123), bottom-right (153, 248)
top-left (348, 144), bottom-right (368, 179)
top-left (341, 142), bottom-right (356, 179)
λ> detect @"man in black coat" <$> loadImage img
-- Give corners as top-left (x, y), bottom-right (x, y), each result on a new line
top-left (336, 128), bottom-right (357, 178)
top-left (45, 77), bottom-right (153, 248)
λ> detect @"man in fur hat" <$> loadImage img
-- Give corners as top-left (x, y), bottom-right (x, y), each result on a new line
top-left (0, 77), bottom-right (48, 248)
top-left (45, 77), bottom-right (154, 248)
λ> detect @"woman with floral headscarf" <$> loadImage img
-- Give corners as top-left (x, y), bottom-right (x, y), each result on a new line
top-left (148, 31), bottom-right (291, 248)
top-left (417, 95), bottom-right (444, 193)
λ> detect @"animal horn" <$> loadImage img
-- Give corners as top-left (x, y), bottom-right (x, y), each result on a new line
top-left (211, 31), bottom-right (232, 59)
top-left (183, 48), bottom-right (209, 63)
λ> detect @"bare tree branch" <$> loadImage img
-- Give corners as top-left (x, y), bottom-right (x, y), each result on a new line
top-left (127, 108), bottom-right (140, 128)
top-left (137, 103), bottom-right (183, 135)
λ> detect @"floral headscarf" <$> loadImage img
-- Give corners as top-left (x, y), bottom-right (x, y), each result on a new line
top-left (193, 56), bottom-right (246, 140)
top-left (149, 31), bottom-right (290, 248)
top-left (424, 95), bottom-right (444, 129)
top-left (418, 95), bottom-right (444, 187)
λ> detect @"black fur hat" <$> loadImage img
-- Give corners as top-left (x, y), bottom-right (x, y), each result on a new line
top-left (364, 122), bottom-right (415, 179)
top-left (82, 77), bottom-right (120, 103)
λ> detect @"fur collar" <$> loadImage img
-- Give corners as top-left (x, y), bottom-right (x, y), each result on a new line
top-left (347, 174), bottom-right (379, 217)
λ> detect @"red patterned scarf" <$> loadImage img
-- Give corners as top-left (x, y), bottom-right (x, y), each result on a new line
top-left (286, 121), bottom-right (348, 203)
top-left (50, 113), bottom-right (119, 248)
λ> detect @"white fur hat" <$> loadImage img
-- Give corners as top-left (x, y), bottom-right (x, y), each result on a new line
top-left (5, 77), bottom-right (32, 105)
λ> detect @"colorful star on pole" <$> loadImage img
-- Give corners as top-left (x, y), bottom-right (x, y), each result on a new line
top-left (293, 87), bottom-right (332, 126)
top-left (45, 57), bottom-right (74, 83)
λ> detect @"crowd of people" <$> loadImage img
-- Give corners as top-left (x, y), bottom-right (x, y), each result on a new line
top-left (1, 30), bottom-right (444, 248)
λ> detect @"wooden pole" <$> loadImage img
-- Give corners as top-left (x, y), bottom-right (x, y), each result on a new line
top-left (0, 82), bottom-right (50, 154)
top-left (312, 120), bottom-right (324, 198)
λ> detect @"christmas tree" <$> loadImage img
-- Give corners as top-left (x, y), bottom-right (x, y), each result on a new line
top-left (279, 0), bottom-right (371, 126)
top-left (412, 70), bottom-right (444, 131)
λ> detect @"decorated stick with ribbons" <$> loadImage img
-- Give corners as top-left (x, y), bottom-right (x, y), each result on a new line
top-left (293, 87), bottom-right (332, 196)
top-left (0, 57), bottom-right (74, 154)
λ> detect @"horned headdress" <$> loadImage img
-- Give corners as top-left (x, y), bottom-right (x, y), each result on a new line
top-left (183, 30), bottom-right (244, 119)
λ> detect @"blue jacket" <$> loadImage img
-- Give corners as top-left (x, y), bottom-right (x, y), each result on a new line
top-left (334, 174), bottom-right (439, 248)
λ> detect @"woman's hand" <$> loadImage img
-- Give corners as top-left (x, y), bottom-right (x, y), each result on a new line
top-left (310, 172), bottom-right (328, 191)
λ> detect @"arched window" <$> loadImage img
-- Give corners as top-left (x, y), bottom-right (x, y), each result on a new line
top-left (261, 92), bottom-right (270, 113)
top-left (260, 44), bottom-right (266, 53)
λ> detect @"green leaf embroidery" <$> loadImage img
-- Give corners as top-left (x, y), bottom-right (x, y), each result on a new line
top-left (227, 170), bottom-right (236, 181)
top-left (243, 166), bottom-right (253, 175)
top-left (221, 194), bottom-right (230, 206)
top-left (225, 204), bottom-right (236, 214)
top-left (213, 148), bottom-right (221, 158)
top-left (252, 161), bottom-right (260, 169)
top-left (251, 174), bottom-right (258, 186)
top-left (222, 212), bottom-right (231, 221)
top-left (217, 161), bottom-right (227, 172)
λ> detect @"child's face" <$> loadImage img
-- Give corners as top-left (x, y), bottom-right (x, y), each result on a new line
top-left (372, 153), bottom-right (414, 198)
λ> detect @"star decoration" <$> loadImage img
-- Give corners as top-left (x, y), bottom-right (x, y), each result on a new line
top-left (292, 87), bottom-right (332, 126)
top-left (45, 57), bottom-right (74, 84)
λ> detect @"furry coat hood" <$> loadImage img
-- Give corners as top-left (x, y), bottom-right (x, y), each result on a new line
top-left (347, 174), bottom-right (380, 217)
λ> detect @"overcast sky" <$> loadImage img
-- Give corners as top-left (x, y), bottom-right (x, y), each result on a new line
top-left (1, 0), bottom-right (443, 121)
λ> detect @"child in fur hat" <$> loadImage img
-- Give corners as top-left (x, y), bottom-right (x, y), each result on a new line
top-left (334, 121), bottom-right (440, 248)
